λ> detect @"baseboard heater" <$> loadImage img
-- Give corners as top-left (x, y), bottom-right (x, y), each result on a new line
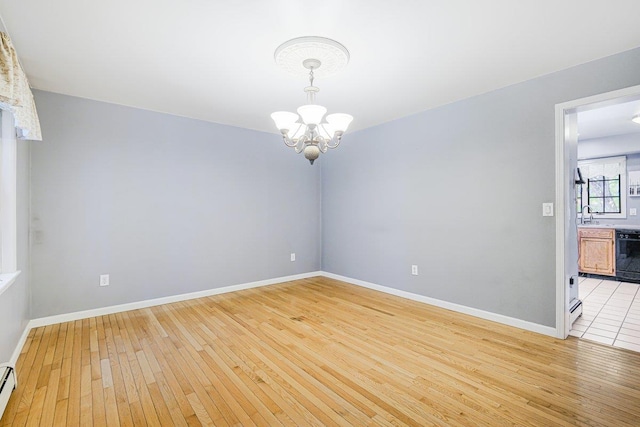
top-left (0, 365), bottom-right (17, 420)
top-left (569, 299), bottom-right (583, 326)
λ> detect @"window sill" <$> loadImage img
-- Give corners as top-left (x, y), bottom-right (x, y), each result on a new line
top-left (0, 271), bottom-right (22, 298)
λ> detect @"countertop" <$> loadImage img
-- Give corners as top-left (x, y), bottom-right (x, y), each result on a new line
top-left (578, 223), bottom-right (640, 231)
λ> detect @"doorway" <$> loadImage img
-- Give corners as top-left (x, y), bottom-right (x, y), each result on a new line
top-left (555, 84), bottom-right (640, 340)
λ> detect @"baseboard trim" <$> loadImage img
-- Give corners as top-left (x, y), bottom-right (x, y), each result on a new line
top-left (9, 323), bottom-right (31, 366)
top-left (320, 271), bottom-right (557, 337)
top-left (28, 271), bottom-right (322, 329)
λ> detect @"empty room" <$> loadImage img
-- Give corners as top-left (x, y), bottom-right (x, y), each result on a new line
top-left (1, 1), bottom-right (640, 426)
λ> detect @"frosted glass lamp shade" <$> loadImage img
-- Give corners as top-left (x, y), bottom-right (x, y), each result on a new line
top-left (297, 105), bottom-right (327, 125)
top-left (271, 111), bottom-right (299, 132)
top-left (633, 114), bottom-right (640, 124)
top-left (326, 113), bottom-right (353, 133)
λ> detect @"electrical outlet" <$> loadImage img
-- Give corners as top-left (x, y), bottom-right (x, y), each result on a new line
top-left (290, 253), bottom-right (296, 262)
top-left (99, 274), bottom-right (109, 287)
top-left (631, 208), bottom-right (637, 216)
top-left (411, 265), bottom-right (418, 276)
top-left (542, 203), bottom-right (554, 217)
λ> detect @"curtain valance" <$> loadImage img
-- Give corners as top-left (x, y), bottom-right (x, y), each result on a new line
top-left (578, 156), bottom-right (626, 179)
top-left (0, 32), bottom-right (41, 141)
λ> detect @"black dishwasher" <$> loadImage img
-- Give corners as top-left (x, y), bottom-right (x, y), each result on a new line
top-left (616, 230), bottom-right (640, 282)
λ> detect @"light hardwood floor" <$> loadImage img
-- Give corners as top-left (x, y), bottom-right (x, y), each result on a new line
top-left (2, 276), bottom-right (640, 426)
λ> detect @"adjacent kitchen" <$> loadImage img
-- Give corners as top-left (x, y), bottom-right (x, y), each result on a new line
top-left (569, 99), bottom-right (640, 351)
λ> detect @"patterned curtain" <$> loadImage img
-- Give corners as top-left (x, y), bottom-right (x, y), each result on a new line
top-left (0, 32), bottom-right (42, 141)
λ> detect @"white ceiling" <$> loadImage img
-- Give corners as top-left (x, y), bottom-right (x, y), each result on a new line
top-left (577, 100), bottom-right (640, 141)
top-left (2, 0), bottom-right (640, 134)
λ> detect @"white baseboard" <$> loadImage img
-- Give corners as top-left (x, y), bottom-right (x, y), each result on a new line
top-left (28, 271), bottom-right (322, 329)
top-left (9, 323), bottom-right (30, 366)
top-left (320, 272), bottom-right (557, 337)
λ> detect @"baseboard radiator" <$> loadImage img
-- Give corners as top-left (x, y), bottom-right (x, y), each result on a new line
top-left (0, 364), bottom-right (16, 420)
top-left (569, 299), bottom-right (583, 326)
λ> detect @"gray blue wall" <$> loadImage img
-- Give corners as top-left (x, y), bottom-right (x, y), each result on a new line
top-left (578, 133), bottom-right (640, 160)
top-left (0, 140), bottom-right (30, 362)
top-left (30, 91), bottom-right (321, 318)
top-left (321, 48), bottom-right (640, 327)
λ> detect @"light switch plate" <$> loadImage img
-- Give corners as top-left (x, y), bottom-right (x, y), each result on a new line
top-left (631, 208), bottom-right (637, 216)
top-left (542, 203), bottom-right (554, 217)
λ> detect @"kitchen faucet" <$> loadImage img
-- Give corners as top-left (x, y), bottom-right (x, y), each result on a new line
top-left (581, 205), bottom-right (595, 225)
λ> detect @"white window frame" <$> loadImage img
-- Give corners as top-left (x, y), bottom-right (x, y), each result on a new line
top-left (577, 156), bottom-right (627, 220)
top-left (0, 110), bottom-right (19, 296)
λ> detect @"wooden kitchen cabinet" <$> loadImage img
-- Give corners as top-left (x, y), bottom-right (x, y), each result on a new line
top-left (578, 228), bottom-right (615, 276)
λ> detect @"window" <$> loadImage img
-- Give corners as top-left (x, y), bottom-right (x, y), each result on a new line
top-left (587, 175), bottom-right (620, 213)
top-left (577, 156), bottom-right (626, 219)
top-left (576, 183), bottom-right (583, 215)
top-left (0, 110), bottom-right (19, 294)
top-left (0, 32), bottom-right (40, 289)
top-left (0, 110), bottom-right (18, 273)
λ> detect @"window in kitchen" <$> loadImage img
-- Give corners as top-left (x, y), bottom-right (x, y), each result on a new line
top-left (587, 175), bottom-right (620, 213)
top-left (576, 183), bottom-right (583, 214)
top-left (577, 156), bottom-right (626, 219)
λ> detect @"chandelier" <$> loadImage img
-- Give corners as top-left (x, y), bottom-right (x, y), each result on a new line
top-left (271, 37), bottom-right (353, 165)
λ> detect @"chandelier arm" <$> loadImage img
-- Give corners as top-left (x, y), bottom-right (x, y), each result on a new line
top-left (325, 137), bottom-right (341, 150)
top-left (318, 140), bottom-right (328, 153)
top-left (282, 135), bottom-right (298, 148)
top-left (293, 135), bottom-right (308, 153)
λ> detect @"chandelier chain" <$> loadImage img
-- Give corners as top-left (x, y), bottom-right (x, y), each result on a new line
top-left (309, 68), bottom-right (315, 87)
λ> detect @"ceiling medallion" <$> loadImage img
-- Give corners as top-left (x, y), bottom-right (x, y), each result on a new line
top-left (274, 36), bottom-right (350, 79)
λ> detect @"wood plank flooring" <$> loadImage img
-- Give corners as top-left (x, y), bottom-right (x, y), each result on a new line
top-left (2, 276), bottom-right (640, 426)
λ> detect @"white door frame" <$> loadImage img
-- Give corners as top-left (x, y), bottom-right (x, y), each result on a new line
top-left (555, 84), bottom-right (640, 339)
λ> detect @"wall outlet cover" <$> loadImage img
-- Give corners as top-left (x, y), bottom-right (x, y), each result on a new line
top-left (99, 274), bottom-right (109, 287)
top-left (542, 202), bottom-right (554, 217)
top-left (631, 208), bottom-right (637, 216)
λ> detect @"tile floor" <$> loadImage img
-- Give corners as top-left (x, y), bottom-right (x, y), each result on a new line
top-left (569, 277), bottom-right (640, 352)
